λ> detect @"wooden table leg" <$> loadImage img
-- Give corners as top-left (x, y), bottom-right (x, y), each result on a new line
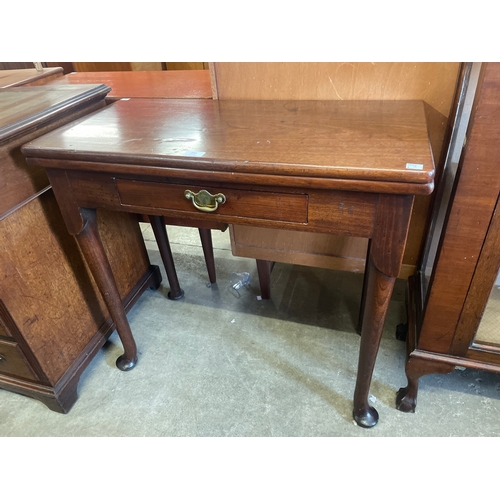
top-left (199, 228), bottom-right (217, 284)
top-left (353, 258), bottom-right (396, 427)
top-left (352, 193), bottom-right (414, 427)
top-left (357, 240), bottom-right (372, 335)
top-left (75, 208), bottom-right (138, 371)
top-left (256, 260), bottom-right (274, 299)
top-left (149, 215), bottom-right (184, 300)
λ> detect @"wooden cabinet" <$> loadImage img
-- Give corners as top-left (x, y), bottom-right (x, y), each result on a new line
top-left (47, 69), bottom-right (213, 100)
top-left (397, 63), bottom-right (500, 413)
top-left (0, 85), bottom-right (161, 412)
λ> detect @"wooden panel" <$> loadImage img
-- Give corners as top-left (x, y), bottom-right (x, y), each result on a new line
top-left (0, 189), bottom-right (149, 385)
top-left (72, 62), bottom-right (134, 72)
top-left (72, 63), bottom-right (165, 72)
top-left (0, 62), bottom-right (35, 70)
top-left (231, 226), bottom-right (368, 273)
top-left (212, 62), bottom-right (460, 117)
top-left (130, 62), bottom-right (163, 71)
top-left (452, 194), bottom-right (500, 354)
top-left (0, 321), bottom-right (10, 338)
top-left (166, 63), bottom-right (208, 71)
top-left (53, 70), bottom-right (212, 100)
top-left (307, 190), bottom-right (377, 237)
top-left (0, 131), bottom-right (50, 216)
top-left (21, 99), bottom-right (433, 187)
top-left (419, 63), bottom-right (500, 354)
top-left (214, 62), bottom-right (461, 277)
top-left (44, 62), bottom-right (75, 74)
top-left (0, 339), bottom-right (38, 381)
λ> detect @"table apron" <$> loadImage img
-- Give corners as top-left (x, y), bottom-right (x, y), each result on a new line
top-left (61, 170), bottom-right (379, 238)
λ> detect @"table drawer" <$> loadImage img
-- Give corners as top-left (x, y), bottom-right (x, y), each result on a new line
top-left (0, 339), bottom-right (38, 381)
top-left (116, 180), bottom-right (308, 223)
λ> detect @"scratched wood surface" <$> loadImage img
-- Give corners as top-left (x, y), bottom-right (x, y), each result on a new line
top-left (21, 98), bottom-right (434, 188)
top-left (420, 62), bottom-right (500, 355)
top-left (211, 62), bottom-right (460, 117)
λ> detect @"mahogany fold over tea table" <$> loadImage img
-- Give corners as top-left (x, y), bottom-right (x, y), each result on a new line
top-left (22, 99), bottom-right (434, 427)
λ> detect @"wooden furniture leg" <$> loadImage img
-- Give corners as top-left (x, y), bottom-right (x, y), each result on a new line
top-left (357, 239), bottom-right (372, 334)
top-left (75, 208), bottom-right (137, 371)
top-left (353, 257), bottom-right (396, 427)
top-left (396, 350), bottom-right (456, 413)
top-left (256, 260), bottom-right (274, 299)
top-left (149, 215), bottom-right (184, 300)
top-left (352, 194), bottom-right (414, 427)
top-left (199, 228), bottom-right (217, 283)
top-left (141, 214), bottom-right (222, 285)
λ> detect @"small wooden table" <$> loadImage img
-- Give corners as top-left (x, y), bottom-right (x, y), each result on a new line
top-left (48, 70), bottom-right (213, 100)
top-left (22, 99), bottom-right (434, 427)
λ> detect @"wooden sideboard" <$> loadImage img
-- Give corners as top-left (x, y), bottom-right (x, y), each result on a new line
top-left (0, 85), bottom-right (161, 412)
top-left (397, 63), bottom-right (500, 413)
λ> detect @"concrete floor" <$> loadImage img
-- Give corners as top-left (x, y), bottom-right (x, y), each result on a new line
top-left (1, 224), bottom-right (500, 437)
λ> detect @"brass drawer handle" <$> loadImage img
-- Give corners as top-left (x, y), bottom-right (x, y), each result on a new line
top-left (184, 189), bottom-right (226, 213)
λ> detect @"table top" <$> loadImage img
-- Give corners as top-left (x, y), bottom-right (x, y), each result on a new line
top-left (22, 98), bottom-right (434, 192)
top-left (0, 84), bottom-right (110, 143)
top-left (48, 70), bottom-right (213, 100)
top-left (0, 67), bottom-right (64, 88)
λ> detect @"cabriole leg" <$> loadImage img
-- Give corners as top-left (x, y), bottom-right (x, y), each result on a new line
top-left (353, 258), bottom-right (396, 428)
top-left (76, 209), bottom-right (137, 371)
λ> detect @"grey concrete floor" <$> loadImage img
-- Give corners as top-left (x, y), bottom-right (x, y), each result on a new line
top-left (1, 224), bottom-right (500, 437)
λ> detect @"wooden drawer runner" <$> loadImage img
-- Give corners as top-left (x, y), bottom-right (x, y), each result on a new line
top-left (116, 180), bottom-right (308, 223)
top-left (0, 339), bottom-right (38, 381)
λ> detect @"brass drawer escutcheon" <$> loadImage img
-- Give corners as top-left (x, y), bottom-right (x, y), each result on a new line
top-left (184, 189), bottom-right (226, 213)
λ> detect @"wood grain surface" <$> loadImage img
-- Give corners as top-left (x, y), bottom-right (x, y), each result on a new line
top-left (50, 70), bottom-right (212, 100)
top-left (420, 63), bottom-right (500, 354)
top-left (21, 98), bottom-right (434, 188)
top-left (0, 85), bottom-right (109, 217)
top-left (212, 62), bottom-right (460, 117)
top-left (0, 67), bottom-right (63, 88)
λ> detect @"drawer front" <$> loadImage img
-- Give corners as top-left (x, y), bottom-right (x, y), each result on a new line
top-left (116, 180), bottom-right (308, 224)
top-left (0, 339), bottom-right (38, 381)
